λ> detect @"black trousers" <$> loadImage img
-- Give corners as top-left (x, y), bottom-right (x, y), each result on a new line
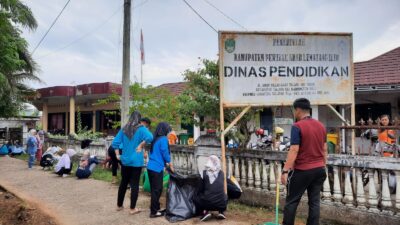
top-left (283, 167), bottom-right (326, 225)
top-left (148, 169), bottom-right (164, 215)
top-left (56, 162), bottom-right (73, 176)
top-left (117, 165), bottom-right (142, 209)
top-left (108, 147), bottom-right (121, 176)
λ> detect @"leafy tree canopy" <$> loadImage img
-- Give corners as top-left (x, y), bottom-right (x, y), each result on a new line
top-left (0, 0), bottom-right (40, 117)
top-left (178, 59), bottom-right (259, 146)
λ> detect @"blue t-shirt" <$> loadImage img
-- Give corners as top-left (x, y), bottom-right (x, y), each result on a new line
top-left (147, 137), bottom-right (171, 173)
top-left (112, 126), bottom-right (153, 167)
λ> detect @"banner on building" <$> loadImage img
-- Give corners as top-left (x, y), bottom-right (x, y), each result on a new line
top-left (219, 32), bottom-right (354, 107)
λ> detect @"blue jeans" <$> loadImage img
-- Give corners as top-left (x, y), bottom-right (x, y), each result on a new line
top-left (28, 153), bottom-right (36, 168)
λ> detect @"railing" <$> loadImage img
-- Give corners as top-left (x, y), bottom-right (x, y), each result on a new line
top-left (170, 145), bottom-right (196, 174)
top-left (44, 138), bottom-right (110, 158)
top-left (170, 146), bottom-right (400, 224)
top-left (339, 117), bottom-right (400, 158)
top-left (46, 136), bottom-right (400, 224)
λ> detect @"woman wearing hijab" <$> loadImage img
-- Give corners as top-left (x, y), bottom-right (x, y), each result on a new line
top-left (194, 155), bottom-right (228, 222)
top-left (26, 129), bottom-right (38, 169)
top-left (147, 122), bottom-right (174, 218)
top-left (54, 148), bottom-right (76, 177)
top-left (112, 111), bottom-right (153, 215)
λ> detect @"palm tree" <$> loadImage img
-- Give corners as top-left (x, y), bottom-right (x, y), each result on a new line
top-left (0, 0), bottom-right (41, 117)
top-left (0, 0), bottom-right (38, 30)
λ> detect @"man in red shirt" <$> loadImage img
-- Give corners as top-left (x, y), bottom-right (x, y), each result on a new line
top-left (281, 98), bottom-right (327, 225)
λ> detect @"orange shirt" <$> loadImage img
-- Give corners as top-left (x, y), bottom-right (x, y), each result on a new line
top-left (168, 132), bottom-right (178, 145)
top-left (378, 129), bottom-right (395, 144)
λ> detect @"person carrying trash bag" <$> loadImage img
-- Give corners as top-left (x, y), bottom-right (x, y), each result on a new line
top-left (194, 155), bottom-right (228, 222)
top-left (146, 122), bottom-right (174, 218)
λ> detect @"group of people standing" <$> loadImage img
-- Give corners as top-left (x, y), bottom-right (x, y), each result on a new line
top-left (111, 111), bottom-right (173, 217)
top-left (111, 111), bottom-right (228, 220)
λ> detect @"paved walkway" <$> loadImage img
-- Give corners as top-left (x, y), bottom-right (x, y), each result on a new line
top-left (0, 157), bottom-right (252, 225)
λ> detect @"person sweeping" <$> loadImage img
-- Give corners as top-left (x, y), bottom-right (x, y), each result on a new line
top-left (281, 98), bottom-right (327, 225)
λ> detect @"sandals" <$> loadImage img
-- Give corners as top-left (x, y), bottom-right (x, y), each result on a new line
top-left (129, 208), bottom-right (142, 215)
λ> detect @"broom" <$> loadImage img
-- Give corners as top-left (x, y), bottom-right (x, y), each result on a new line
top-left (264, 165), bottom-right (281, 225)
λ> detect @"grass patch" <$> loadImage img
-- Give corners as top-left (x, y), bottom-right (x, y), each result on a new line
top-left (228, 201), bottom-right (307, 225)
top-left (12, 154), bottom-right (29, 161)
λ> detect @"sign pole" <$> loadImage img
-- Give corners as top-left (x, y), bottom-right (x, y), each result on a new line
top-left (220, 100), bottom-right (227, 194)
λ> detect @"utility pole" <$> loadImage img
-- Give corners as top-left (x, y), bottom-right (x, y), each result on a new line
top-left (121, 0), bottom-right (131, 126)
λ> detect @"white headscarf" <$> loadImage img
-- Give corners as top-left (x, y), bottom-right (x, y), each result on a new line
top-left (66, 149), bottom-right (76, 158)
top-left (205, 155), bottom-right (221, 184)
top-left (28, 129), bottom-right (37, 137)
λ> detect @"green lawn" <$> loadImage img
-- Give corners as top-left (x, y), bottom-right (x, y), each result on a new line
top-left (13, 154), bottom-right (29, 161)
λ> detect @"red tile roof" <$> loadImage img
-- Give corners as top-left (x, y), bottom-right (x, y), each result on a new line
top-left (37, 82), bottom-right (122, 98)
top-left (355, 47), bottom-right (400, 86)
top-left (157, 82), bottom-right (188, 95)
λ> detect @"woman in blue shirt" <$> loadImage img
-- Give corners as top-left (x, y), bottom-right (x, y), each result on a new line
top-left (112, 111), bottom-right (153, 215)
top-left (147, 122), bottom-right (174, 218)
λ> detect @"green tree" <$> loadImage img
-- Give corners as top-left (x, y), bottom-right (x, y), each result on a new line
top-left (96, 83), bottom-right (181, 131)
top-left (178, 59), bottom-right (258, 147)
top-left (130, 83), bottom-right (181, 130)
top-left (0, 0), bottom-right (40, 117)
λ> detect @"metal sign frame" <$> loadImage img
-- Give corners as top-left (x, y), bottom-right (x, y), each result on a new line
top-left (218, 31), bottom-right (356, 193)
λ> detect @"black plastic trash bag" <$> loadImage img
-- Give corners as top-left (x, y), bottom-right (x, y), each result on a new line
top-left (40, 154), bottom-right (54, 168)
top-left (227, 176), bottom-right (242, 199)
top-left (166, 172), bottom-right (202, 223)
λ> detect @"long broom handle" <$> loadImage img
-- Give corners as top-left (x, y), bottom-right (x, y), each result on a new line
top-left (276, 164), bottom-right (280, 225)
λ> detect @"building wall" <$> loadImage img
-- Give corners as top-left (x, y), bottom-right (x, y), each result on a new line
top-left (355, 91), bottom-right (400, 120)
top-left (0, 118), bottom-right (38, 146)
top-left (47, 102), bottom-right (118, 114)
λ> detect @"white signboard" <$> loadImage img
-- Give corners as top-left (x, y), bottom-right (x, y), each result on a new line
top-left (219, 32), bottom-right (353, 107)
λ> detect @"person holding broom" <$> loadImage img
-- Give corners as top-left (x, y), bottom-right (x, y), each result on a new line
top-left (281, 98), bottom-right (327, 225)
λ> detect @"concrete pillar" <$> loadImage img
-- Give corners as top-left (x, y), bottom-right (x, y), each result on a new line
top-left (322, 170), bottom-right (331, 201)
top-left (65, 112), bottom-right (69, 135)
top-left (22, 124), bottom-right (28, 148)
top-left (311, 105), bottom-right (319, 120)
top-left (261, 160), bottom-right (269, 191)
top-left (69, 97), bottom-right (75, 134)
top-left (92, 111), bottom-right (96, 132)
top-left (42, 102), bottom-right (48, 132)
top-left (368, 169), bottom-right (379, 211)
top-left (356, 168), bottom-right (366, 209)
top-left (342, 168), bottom-right (354, 206)
top-left (193, 115), bottom-right (200, 142)
top-left (247, 158), bottom-right (254, 189)
top-left (332, 166), bottom-right (342, 202)
top-left (254, 159), bottom-right (261, 191)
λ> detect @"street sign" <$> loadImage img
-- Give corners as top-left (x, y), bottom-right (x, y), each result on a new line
top-left (219, 32), bottom-right (354, 107)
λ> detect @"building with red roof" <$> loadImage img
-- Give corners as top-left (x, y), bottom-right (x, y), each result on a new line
top-left (31, 81), bottom-right (188, 135)
top-left (354, 47), bottom-right (400, 123)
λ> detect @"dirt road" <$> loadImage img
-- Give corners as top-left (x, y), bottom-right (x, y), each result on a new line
top-left (0, 157), bottom-right (263, 225)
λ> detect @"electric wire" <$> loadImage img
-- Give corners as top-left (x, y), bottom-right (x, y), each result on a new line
top-left (202, 0), bottom-right (247, 30)
top-left (36, 6), bottom-right (122, 59)
top-left (31, 0), bottom-right (72, 55)
top-left (181, 0), bottom-right (217, 33)
top-left (36, 0), bottom-right (150, 59)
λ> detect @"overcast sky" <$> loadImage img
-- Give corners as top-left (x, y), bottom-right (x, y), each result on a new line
top-left (21, 0), bottom-right (400, 88)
